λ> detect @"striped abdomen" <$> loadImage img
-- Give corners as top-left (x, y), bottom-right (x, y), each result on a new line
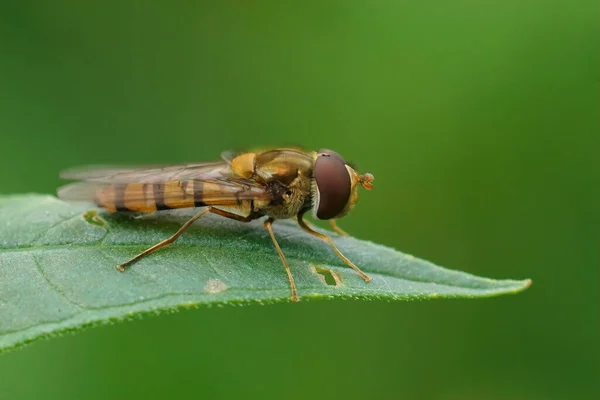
top-left (95, 180), bottom-right (253, 212)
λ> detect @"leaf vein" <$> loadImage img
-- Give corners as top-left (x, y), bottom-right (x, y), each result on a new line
top-left (31, 254), bottom-right (86, 309)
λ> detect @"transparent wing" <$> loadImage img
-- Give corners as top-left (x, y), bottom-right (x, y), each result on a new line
top-left (60, 161), bottom-right (231, 184)
top-left (58, 159), bottom-right (273, 211)
top-left (57, 177), bottom-right (272, 213)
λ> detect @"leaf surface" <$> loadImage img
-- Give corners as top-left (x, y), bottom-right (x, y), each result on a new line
top-left (0, 195), bottom-right (530, 352)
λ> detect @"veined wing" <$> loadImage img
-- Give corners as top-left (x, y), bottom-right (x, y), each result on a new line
top-left (60, 161), bottom-right (230, 184)
top-left (61, 147), bottom-right (314, 184)
top-left (58, 160), bottom-right (271, 213)
top-left (58, 177), bottom-right (272, 213)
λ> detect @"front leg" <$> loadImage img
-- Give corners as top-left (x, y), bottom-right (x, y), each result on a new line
top-left (292, 215), bottom-right (350, 237)
top-left (329, 219), bottom-right (350, 236)
top-left (296, 212), bottom-right (371, 282)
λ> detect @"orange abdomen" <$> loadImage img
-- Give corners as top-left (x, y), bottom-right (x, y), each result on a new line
top-left (95, 181), bottom-right (242, 212)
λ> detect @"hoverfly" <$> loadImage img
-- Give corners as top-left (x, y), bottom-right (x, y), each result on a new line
top-left (58, 148), bottom-right (374, 302)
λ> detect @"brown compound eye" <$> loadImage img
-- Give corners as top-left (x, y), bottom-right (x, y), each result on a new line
top-left (317, 149), bottom-right (345, 162)
top-left (314, 151), bottom-right (352, 220)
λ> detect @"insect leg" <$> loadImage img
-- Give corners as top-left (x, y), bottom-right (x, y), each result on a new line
top-left (210, 209), bottom-right (304, 299)
top-left (329, 220), bottom-right (350, 237)
top-left (297, 212), bottom-right (371, 282)
top-left (264, 218), bottom-right (299, 302)
top-left (116, 208), bottom-right (211, 271)
top-left (208, 208), bottom-right (254, 222)
top-left (293, 216), bottom-right (350, 237)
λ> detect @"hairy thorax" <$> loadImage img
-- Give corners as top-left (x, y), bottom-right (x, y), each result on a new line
top-left (262, 172), bottom-right (312, 219)
top-left (229, 149), bottom-right (316, 220)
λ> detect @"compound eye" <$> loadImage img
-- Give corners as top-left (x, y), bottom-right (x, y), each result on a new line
top-left (317, 149), bottom-right (346, 163)
top-left (314, 152), bottom-right (352, 220)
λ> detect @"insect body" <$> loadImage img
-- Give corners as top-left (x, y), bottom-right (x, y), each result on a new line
top-left (58, 148), bottom-right (374, 302)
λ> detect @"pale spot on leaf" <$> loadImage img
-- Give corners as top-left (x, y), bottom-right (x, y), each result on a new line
top-left (204, 279), bottom-right (228, 294)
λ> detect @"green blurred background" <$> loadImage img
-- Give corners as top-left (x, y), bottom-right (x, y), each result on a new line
top-left (0, 1), bottom-right (598, 399)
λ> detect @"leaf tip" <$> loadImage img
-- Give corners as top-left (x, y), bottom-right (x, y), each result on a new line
top-left (507, 278), bottom-right (532, 294)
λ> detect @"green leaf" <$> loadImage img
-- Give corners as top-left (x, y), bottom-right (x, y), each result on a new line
top-left (0, 195), bottom-right (530, 352)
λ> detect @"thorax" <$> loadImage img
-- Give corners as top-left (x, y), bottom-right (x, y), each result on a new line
top-left (231, 148), bottom-right (315, 219)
